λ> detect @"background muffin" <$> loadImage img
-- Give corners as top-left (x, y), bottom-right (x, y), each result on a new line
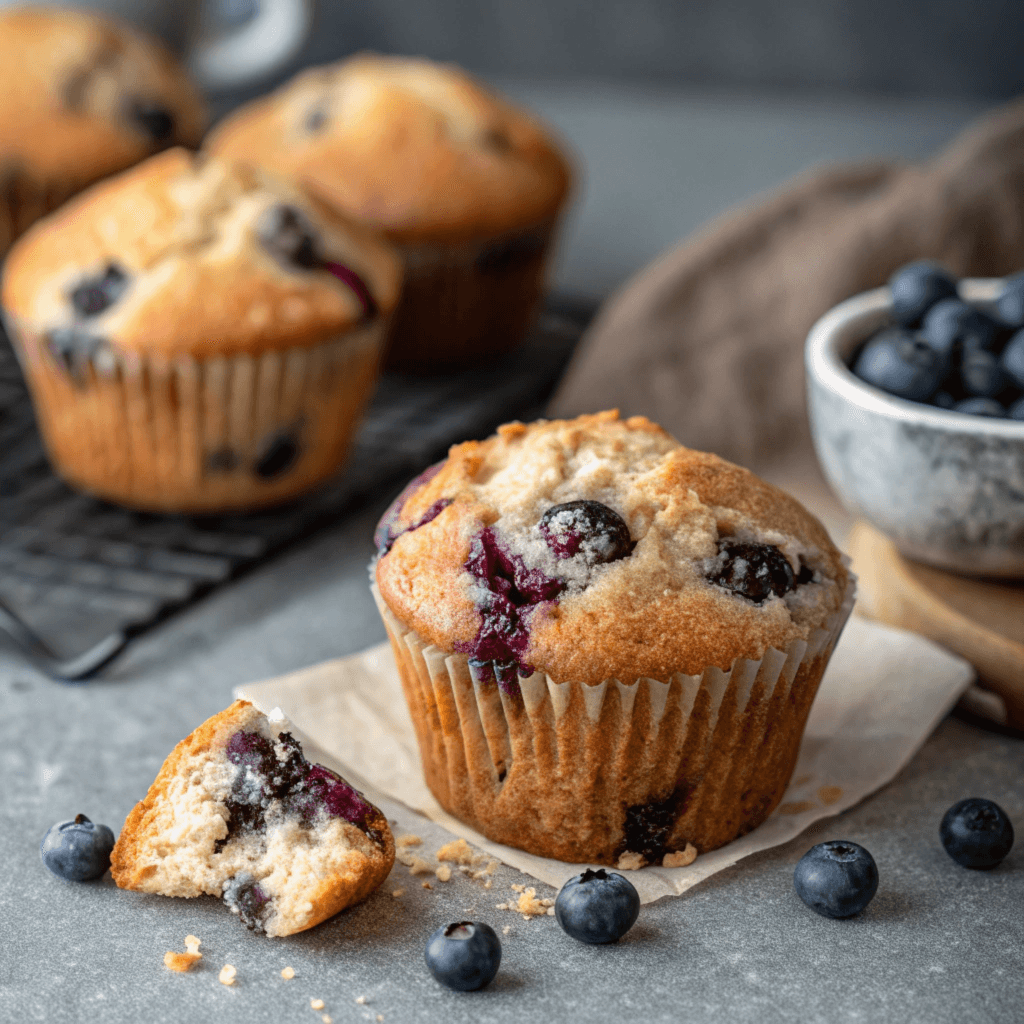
top-left (0, 7), bottom-right (206, 257)
top-left (373, 411), bottom-right (853, 865)
top-left (3, 148), bottom-right (402, 513)
top-left (206, 53), bottom-right (573, 371)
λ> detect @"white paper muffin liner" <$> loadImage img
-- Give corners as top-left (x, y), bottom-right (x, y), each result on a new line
top-left (5, 312), bottom-right (387, 512)
top-left (371, 570), bottom-right (856, 865)
top-left (383, 219), bottom-right (557, 371)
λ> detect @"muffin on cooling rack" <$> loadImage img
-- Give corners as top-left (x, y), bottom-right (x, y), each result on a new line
top-left (206, 53), bottom-right (573, 371)
top-left (0, 7), bottom-right (206, 257)
top-left (372, 410), bottom-right (854, 865)
top-left (2, 148), bottom-right (402, 513)
top-left (112, 701), bottom-right (394, 937)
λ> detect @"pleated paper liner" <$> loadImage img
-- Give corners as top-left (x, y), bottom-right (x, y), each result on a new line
top-left (6, 314), bottom-right (386, 513)
top-left (372, 574), bottom-right (856, 866)
top-left (383, 219), bottom-right (557, 371)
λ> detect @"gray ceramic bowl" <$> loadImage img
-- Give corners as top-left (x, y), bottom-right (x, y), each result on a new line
top-left (806, 278), bottom-right (1024, 578)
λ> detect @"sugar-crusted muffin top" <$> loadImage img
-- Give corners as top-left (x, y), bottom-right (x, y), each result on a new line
top-left (375, 411), bottom-right (850, 684)
top-left (0, 9), bottom-right (205, 183)
top-left (206, 53), bottom-right (572, 243)
top-left (3, 148), bottom-right (403, 363)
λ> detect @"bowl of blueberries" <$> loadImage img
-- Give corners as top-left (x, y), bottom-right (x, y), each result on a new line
top-left (806, 261), bottom-right (1024, 578)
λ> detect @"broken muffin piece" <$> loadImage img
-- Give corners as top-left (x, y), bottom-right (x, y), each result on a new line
top-left (110, 700), bottom-right (394, 937)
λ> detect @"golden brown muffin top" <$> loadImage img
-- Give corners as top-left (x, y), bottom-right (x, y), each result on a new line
top-left (0, 8), bottom-right (206, 184)
top-left (375, 411), bottom-right (849, 684)
top-left (206, 53), bottom-right (573, 243)
top-left (2, 148), bottom-right (403, 360)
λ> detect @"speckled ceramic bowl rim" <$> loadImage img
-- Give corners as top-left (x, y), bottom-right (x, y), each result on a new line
top-left (806, 277), bottom-right (1024, 438)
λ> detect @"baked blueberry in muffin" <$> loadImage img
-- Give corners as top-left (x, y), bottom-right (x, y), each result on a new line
top-left (111, 701), bottom-right (394, 937)
top-left (372, 411), bottom-right (853, 864)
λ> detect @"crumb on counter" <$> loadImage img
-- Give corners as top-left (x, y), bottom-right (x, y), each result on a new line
top-left (355, 995), bottom-right (367, 1004)
top-left (311, 998), bottom-right (325, 1010)
top-left (435, 865), bottom-right (452, 882)
top-left (502, 926), bottom-right (511, 935)
top-left (499, 886), bottom-right (554, 918)
top-left (397, 850), bottom-right (433, 875)
top-left (322, 1016), bottom-right (332, 1024)
top-left (281, 966), bottom-right (295, 980)
top-left (164, 935), bottom-right (202, 972)
top-left (422, 881), bottom-right (433, 890)
top-left (391, 889), bottom-right (405, 898)
top-left (395, 834), bottom-right (422, 848)
top-left (436, 838), bottom-right (478, 865)
top-left (218, 964), bottom-right (237, 986)
top-left (617, 851), bottom-right (647, 871)
top-left (663, 843), bottom-right (698, 868)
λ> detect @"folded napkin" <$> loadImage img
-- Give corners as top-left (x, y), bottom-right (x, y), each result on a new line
top-left (549, 99), bottom-right (1024, 476)
top-left (236, 616), bottom-right (973, 904)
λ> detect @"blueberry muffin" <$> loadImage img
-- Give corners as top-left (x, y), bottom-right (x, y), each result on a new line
top-left (111, 701), bottom-right (395, 937)
top-left (206, 53), bottom-right (572, 371)
top-left (0, 7), bottom-right (206, 257)
top-left (372, 411), bottom-right (854, 865)
top-left (2, 148), bottom-right (402, 512)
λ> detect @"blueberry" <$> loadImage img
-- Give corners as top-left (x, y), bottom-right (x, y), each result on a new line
top-left (933, 390), bottom-right (956, 409)
top-left (793, 840), bottom-right (878, 918)
top-left (889, 261), bottom-right (959, 327)
top-left (961, 348), bottom-right (1006, 398)
top-left (127, 101), bottom-right (175, 143)
top-left (853, 328), bottom-right (945, 402)
top-left (222, 872), bottom-right (273, 932)
top-left (921, 298), bottom-right (999, 357)
top-left (254, 430), bottom-right (300, 479)
top-left (996, 274), bottom-right (1024, 328)
top-left (953, 397), bottom-right (1005, 417)
top-left (539, 500), bottom-right (632, 564)
top-left (70, 263), bottom-right (128, 318)
top-left (425, 921), bottom-right (502, 991)
top-left (554, 869), bottom-right (640, 944)
top-left (40, 813), bottom-right (115, 881)
top-left (940, 798), bottom-right (1014, 869)
top-left (1008, 396), bottom-right (1024, 421)
top-left (1000, 329), bottom-right (1024, 389)
top-left (707, 540), bottom-right (795, 604)
top-left (304, 107), bottom-right (328, 132)
top-left (46, 328), bottom-right (107, 379)
top-left (257, 204), bottom-right (320, 270)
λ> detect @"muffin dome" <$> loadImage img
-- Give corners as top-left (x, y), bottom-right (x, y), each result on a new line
top-left (0, 8), bottom-right (206, 254)
top-left (206, 53), bottom-right (571, 244)
top-left (375, 410), bottom-right (849, 684)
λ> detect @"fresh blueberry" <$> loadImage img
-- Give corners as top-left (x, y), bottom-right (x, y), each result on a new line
top-left (1008, 396), bottom-right (1024, 421)
top-left (258, 204), bottom-right (320, 269)
top-left (793, 840), bottom-right (878, 918)
top-left (70, 263), bottom-right (129, 318)
top-left (127, 101), bottom-right (175, 143)
top-left (853, 328), bottom-right (945, 401)
top-left (921, 298), bottom-right (999, 357)
top-left (961, 348), bottom-right (1006, 398)
top-left (707, 540), bottom-right (795, 604)
top-left (555, 868), bottom-right (640, 944)
top-left (539, 500), bottom-right (632, 564)
top-left (932, 390), bottom-right (957, 409)
top-left (425, 921), bottom-right (502, 991)
top-left (1000, 329), bottom-right (1024, 389)
top-left (40, 813), bottom-right (115, 881)
top-left (953, 397), bottom-right (1005, 417)
top-left (889, 261), bottom-right (959, 327)
top-left (996, 274), bottom-right (1024, 328)
top-left (939, 798), bottom-right (1014, 869)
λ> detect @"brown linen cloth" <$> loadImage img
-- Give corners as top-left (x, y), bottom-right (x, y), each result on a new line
top-left (549, 99), bottom-right (1024, 488)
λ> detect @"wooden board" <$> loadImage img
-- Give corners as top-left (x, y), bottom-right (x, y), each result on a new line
top-left (848, 521), bottom-right (1024, 731)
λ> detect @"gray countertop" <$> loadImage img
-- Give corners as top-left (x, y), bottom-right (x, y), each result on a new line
top-left (3, 84), bottom-right (1022, 1024)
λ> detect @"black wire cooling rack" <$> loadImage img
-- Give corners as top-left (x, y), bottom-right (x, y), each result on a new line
top-left (0, 296), bottom-right (592, 680)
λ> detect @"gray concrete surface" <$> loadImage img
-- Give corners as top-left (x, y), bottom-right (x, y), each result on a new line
top-left (2, 87), bottom-right (1022, 1023)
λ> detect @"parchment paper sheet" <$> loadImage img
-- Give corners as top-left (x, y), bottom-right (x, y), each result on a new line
top-left (235, 616), bottom-right (973, 904)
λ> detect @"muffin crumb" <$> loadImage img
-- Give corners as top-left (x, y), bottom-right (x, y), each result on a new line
top-left (322, 1016), bottom-right (333, 1024)
top-left (435, 865), bottom-right (452, 882)
top-left (395, 834), bottom-right (422, 848)
top-left (281, 967), bottom-right (295, 980)
top-left (422, 881), bottom-right (433, 890)
top-left (355, 996), bottom-right (367, 1004)
top-left (311, 998), bottom-right (325, 1010)
top-left (502, 926), bottom-right (511, 935)
top-left (513, 887), bottom-right (554, 917)
top-left (164, 935), bottom-right (202, 972)
top-left (436, 838), bottom-right (478, 865)
top-left (663, 843), bottom-right (698, 868)
top-left (218, 964), bottom-right (236, 986)
top-left (391, 889), bottom-right (405, 898)
top-left (617, 851), bottom-right (647, 871)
